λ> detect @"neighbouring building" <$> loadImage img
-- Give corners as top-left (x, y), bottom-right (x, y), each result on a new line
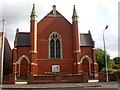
top-left (0, 32), bottom-right (12, 84)
top-left (12, 4), bottom-right (98, 83)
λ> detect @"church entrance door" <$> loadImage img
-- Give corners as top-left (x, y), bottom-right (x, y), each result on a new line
top-left (20, 59), bottom-right (28, 78)
top-left (82, 59), bottom-right (89, 75)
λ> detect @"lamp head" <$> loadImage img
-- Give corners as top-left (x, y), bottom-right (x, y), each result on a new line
top-left (105, 25), bottom-right (108, 29)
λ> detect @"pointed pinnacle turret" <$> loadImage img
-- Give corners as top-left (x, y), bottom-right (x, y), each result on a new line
top-left (16, 28), bottom-right (19, 33)
top-left (72, 5), bottom-right (78, 21)
top-left (31, 4), bottom-right (36, 16)
top-left (88, 30), bottom-right (93, 40)
top-left (52, 5), bottom-right (57, 15)
top-left (30, 4), bottom-right (37, 21)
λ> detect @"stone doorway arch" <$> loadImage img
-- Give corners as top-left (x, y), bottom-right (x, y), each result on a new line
top-left (80, 55), bottom-right (93, 76)
top-left (16, 55), bottom-right (30, 79)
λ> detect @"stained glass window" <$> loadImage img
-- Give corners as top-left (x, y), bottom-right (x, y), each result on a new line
top-left (49, 32), bottom-right (61, 59)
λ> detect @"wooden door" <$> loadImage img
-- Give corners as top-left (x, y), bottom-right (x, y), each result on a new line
top-left (82, 59), bottom-right (89, 75)
top-left (20, 59), bottom-right (28, 78)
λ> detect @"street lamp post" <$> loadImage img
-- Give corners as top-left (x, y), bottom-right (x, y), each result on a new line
top-left (0, 19), bottom-right (6, 85)
top-left (103, 25), bottom-right (108, 82)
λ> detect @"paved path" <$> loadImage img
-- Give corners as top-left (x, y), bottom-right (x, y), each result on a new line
top-left (0, 81), bottom-right (119, 89)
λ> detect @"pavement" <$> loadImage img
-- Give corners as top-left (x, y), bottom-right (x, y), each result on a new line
top-left (0, 81), bottom-right (119, 89)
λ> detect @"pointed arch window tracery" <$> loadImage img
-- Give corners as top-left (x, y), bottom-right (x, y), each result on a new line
top-left (49, 32), bottom-right (62, 59)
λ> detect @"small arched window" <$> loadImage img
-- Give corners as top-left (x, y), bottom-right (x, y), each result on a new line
top-left (49, 32), bottom-right (62, 59)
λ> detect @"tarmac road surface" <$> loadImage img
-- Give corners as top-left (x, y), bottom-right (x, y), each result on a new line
top-left (1, 88), bottom-right (119, 90)
top-left (0, 81), bottom-right (119, 90)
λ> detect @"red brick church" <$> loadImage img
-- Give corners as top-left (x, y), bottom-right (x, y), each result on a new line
top-left (12, 4), bottom-right (98, 83)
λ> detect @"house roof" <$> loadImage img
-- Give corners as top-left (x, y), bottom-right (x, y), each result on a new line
top-left (15, 31), bottom-right (94, 47)
top-left (80, 33), bottom-right (94, 47)
top-left (15, 32), bottom-right (30, 47)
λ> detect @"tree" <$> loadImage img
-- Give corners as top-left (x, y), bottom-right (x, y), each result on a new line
top-left (108, 59), bottom-right (115, 68)
top-left (113, 57), bottom-right (120, 64)
top-left (96, 48), bottom-right (110, 72)
top-left (96, 48), bottom-right (120, 73)
top-left (113, 57), bottom-right (120, 72)
top-left (107, 59), bottom-right (116, 73)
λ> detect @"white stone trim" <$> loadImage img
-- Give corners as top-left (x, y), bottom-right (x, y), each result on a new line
top-left (74, 62), bottom-right (80, 65)
top-left (16, 55), bottom-right (30, 77)
top-left (48, 32), bottom-right (62, 59)
top-left (77, 62), bottom-right (80, 65)
top-left (94, 62), bottom-right (98, 65)
top-left (31, 63), bottom-right (37, 65)
top-left (16, 55), bottom-right (30, 64)
top-left (92, 48), bottom-right (96, 50)
top-left (31, 16), bottom-right (37, 21)
top-left (80, 55), bottom-right (93, 64)
top-left (31, 63), bottom-right (35, 65)
top-left (13, 63), bottom-right (16, 65)
top-left (13, 48), bottom-right (17, 50)
top-left (80, 55), bottom-right (93, 76)
top-left (34, 22), bottom-right (37, 52)
top-left (73, 50), bottom-right (80, 53)
top-left (30, 50), bottom-right (37, 53)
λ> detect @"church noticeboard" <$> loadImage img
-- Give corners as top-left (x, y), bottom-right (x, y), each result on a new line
top-left (52, 65), bottom-right (60, 73)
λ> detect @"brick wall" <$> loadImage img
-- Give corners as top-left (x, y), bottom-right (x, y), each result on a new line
top-left (3, 74), bottom-right (15, 84)
top-left (99, 72), bottom-right (120, 82)
top-left (36, 17), bottom-right (74, 75)
top-left (27, 73), bottom-right (88, 84)
top-left (37, 60), bottom-right (74, 75)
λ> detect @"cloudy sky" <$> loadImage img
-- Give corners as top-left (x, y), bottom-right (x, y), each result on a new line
top-left (0, 0), bottom-right (119, 58)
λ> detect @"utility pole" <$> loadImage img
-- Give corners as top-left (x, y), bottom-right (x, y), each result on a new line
top-left (103, 25), bottom-right (108, 82)
top-left (0, 19), bottom-right (6, 87)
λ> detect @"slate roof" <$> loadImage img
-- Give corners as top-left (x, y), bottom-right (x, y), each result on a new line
top-left (15, 32), bottom-right (30, 47)
top-left (15, 31), bottom-right (94, 47)
top-left (80, 31), bottom-right (94, 47)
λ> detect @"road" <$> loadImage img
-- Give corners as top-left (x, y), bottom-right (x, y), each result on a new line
top-left (1, 88), bottom-right (119, 90)
top-left (0, 81), bottom-right (119, 90)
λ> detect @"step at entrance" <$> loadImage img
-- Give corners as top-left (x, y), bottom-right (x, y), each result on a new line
top-left (88, 80), bottom-right (99, 83)
top-left (15, 81), bottom-right (27, 84)
top-left (15, 77), bottom-right (27, 84)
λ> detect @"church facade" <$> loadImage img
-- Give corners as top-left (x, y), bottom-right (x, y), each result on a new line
top-left (12, 4), bottom-right (98, 83)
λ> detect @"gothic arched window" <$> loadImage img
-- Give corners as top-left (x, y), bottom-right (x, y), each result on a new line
top-left (49, 32), bottom-right (62, 59)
